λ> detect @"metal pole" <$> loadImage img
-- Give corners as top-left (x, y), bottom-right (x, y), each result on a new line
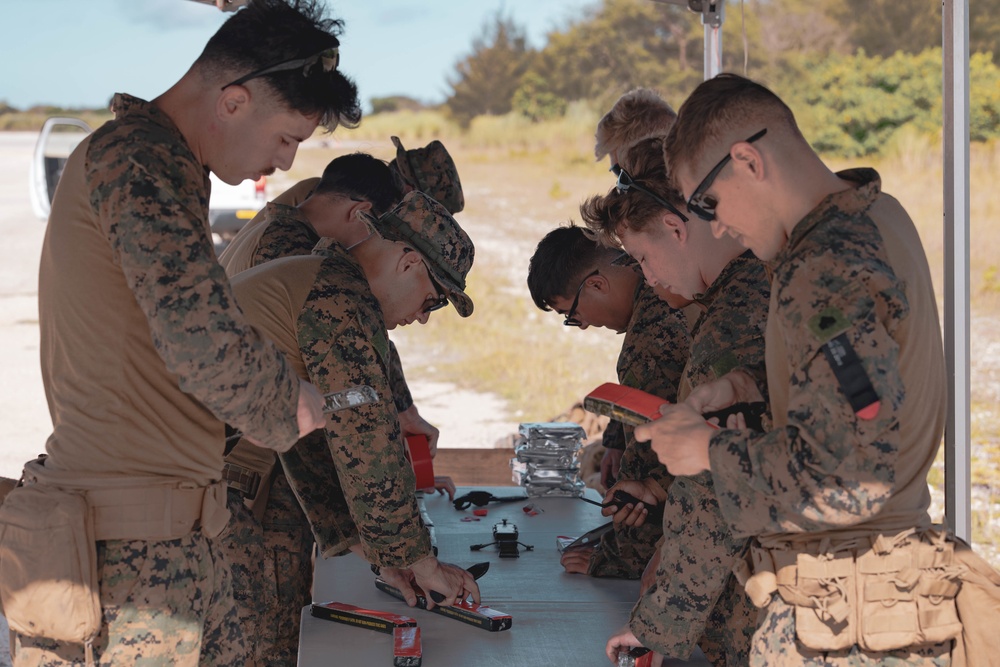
top-left (943, 0), bottom-right (972, 542)
top-left (701, 1), bottom-right (724, 79)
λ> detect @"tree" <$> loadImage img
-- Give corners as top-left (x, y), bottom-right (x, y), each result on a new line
top-left (526, 0), bottom-right (701, 109)
top-left (444, 12), bottom-right (534, 128)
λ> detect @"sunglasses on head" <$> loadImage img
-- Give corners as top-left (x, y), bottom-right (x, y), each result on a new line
top-left (610, 164), bottom-right (689, 223)
top-left (686, 128), bottom-right (767, 222)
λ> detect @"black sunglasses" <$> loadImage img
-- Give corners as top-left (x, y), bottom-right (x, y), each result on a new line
top-left (686, 128), bottom-right (767, 222)
top-left (610, 164), bottom-right (689, 223)
top-left (221, 46), bottom-right (340, 91)
top-left (564, 269), bottom-right (599, 327)
top-left (403, 246), bottom-right (449, 315)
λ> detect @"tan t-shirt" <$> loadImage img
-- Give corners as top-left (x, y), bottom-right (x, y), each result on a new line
top-left (39, 93), bottom-right (299, 484)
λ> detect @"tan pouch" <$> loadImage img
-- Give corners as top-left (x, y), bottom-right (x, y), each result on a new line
top-left (787, 551), bottom-right (856, 651)
top-left (951, 537), bottom-right (1000, 667)
top-left (858, 533), bottom-right (962, 652)
top-left (0, 483), bottom-right (101, 644)
top-left (224, 439), bottom-right (277, 523)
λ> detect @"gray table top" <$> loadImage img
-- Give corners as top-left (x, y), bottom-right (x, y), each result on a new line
top-left (298, 487), bottom-right (708, 666)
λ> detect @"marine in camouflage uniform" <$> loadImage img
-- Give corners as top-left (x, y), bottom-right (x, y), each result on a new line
top-left (18, 92), bottom-right (303, 666)
top-left (227, 192), bottom-right (475, 666)
top-left (705, 170), bottom-right (951, 666)
top-left (631, 250), bottom-right (770, 665)
top-left (588, 280), bottom-right (690, 579)
top-left (218, 148), bottom-right (462, 662)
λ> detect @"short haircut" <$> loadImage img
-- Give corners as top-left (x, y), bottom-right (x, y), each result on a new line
top-left (594, 88), bottom-right (676, 161)
top-left (196, 0), bottom-right (361, 131)
top-left (526, 225), bottom-right (618, 312)
top-left (663, 73), bottom-right (797, 187)
top-left (581, 138), bottom-right (687, 247)
top-left (312, 153), bottom-right (405, 217)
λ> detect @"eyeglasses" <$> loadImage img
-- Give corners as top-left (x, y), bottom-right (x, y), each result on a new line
top-left (404, 246), bottom-right (449, 315)
top-left (221, 46), bottom-right (340, 91)
top-left (686, 128), bottom-right (767, 222)
top-left (611, 164), bottom-right (689, 223)
top-left (564, 269), bottom-right (599, 327)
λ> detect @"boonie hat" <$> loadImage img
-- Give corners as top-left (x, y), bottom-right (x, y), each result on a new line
top-left (370, 191), bottom-right (475, 317)
top-left (389, 136), bottom-right (465, 214)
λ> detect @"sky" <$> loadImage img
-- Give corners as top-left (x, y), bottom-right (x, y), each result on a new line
top-left (0, 0), bottom-right (600, 111)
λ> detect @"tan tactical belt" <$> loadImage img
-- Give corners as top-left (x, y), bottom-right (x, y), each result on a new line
top-left (735, 528), bottom-right (964, 652)
top-left (85, 481), bottom-right (227, 542)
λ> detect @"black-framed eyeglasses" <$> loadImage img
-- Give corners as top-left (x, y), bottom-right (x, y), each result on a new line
top-left (564, 269), bottom-right (599, 327)
top-left (686, 128), bottom-right (767, 222)
top-left (404, 246), bottom-right (449, 315)
top-left (610, 164), bottom-right (689, 223)
top-left (221, 46), bottom-right (340, 91)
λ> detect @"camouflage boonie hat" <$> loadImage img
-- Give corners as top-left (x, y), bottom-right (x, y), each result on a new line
top-left (389, 136), bottom-right (465, 214)
top-left (370, 191), bottom-right (475, 317)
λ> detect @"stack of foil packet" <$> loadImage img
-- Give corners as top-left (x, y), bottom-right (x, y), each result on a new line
top-left (510, 422), bottom-right (586, 497)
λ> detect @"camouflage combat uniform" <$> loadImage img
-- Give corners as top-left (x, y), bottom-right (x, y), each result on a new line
top-left (588, 282), bottom-right (690, 579)
top-left (708, 170), bottom-right (952, 665)
top-left (219, 200), bottom-right (415, 665)
top-left (631, 250), bottom-right (770, 665)
top-left (226, 238), bottom-right (434, 665)
top-left (18, 93), bottom-right (301, 666)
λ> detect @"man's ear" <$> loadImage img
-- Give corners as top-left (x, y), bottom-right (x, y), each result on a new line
top-left (217, 84), bottom-right (251, 123)
top-left (731, 140), bottom-right (765, 181)
top-left (397, 246), bottom-right (424, 274)
top-left (589, 271), bottom-right (612, 294)
top-left (661, 210), bottom-right (688, 243)
top-left (348, 199), bottom-right (373, 222)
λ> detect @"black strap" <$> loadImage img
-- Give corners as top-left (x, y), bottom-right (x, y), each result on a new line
top-left (821, 333), bottom-right (881, 420)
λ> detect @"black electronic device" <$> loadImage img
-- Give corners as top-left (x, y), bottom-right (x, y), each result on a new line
top-left (470, 519), bottom-right (534, 558)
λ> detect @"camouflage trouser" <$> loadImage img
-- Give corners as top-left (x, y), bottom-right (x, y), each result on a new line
top-left (220, 488), bottom-right (269, 665)
top-left (258, 472), bottom-right (314, 667)
top-left (750, 596), bottom-right (951, 667)
top-left (14, 531), bottom-right (245, 667)
top-left (697, 573), bottom-right (758, 666)
top-left (224, 472), bottom-right (314, 667)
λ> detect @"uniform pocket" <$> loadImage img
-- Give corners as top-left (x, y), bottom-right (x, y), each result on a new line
top-left (0, 484), bottom-right (102, 643)
top-left (788, 552), bottom-right (856, 651)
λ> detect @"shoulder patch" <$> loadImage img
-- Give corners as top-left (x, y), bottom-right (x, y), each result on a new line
top-left (808, 307), bottom-right (850, 344)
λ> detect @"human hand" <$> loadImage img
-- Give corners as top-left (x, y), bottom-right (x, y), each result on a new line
top-left (601, 479), bottom-right (664, 527)
top-left (560, 545), bottom-right (595, 574)
top-left (600, 448), bottom-right (624, 490)
top-left (634, 403), bottom-right (714, 476)
top-left (378, 566), bottom-right (419, 607)
top-left (409, 556), bottom-right (480, 610)
top-left (296, 379), bottom-right (325, 438)
top-left (398, 404), bottom-right (440, 457)
top-left (605, 626), bottom-right (649, 665)
top-left (429, 475), bottom-right (456, 500)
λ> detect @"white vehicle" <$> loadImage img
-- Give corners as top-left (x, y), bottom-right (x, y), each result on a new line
top-left (30, 117), bottom-right (266, 250)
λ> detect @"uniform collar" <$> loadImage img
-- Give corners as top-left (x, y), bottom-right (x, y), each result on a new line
top-left (771, 167), bottom-right (882, 269)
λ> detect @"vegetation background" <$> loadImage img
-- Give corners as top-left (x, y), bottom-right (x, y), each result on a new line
top-left (4, 0), bottom-right (998, 562)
